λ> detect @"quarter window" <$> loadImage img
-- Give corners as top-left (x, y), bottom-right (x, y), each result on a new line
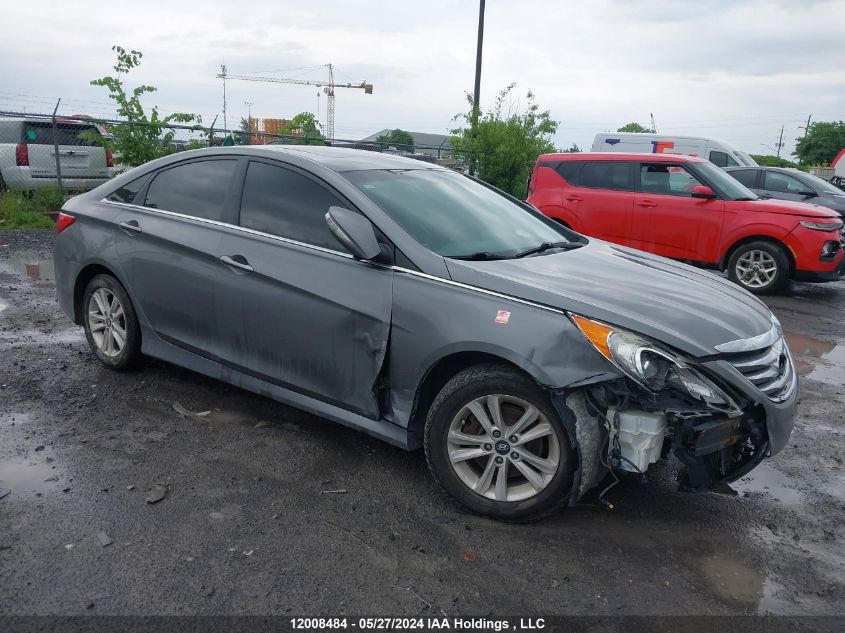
top-left (106, 174), bottom-right (149, 204)
top-left (709, 150), bottom-right (739, 168)
top-left (143, 160), bottom-right (237, 221)
top-left (578, 162), bottom-right (631, 190)
top-left (729, 169), bottom-right (759, 189)
top-left (764, 171), bottom-right (808, 194)
top-left (239, 161), bottom-right (346, 250)
top-left (639, 164), bottom-right (704, 197)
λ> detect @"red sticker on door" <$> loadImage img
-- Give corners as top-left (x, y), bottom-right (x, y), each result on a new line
top-left (494, 310), bottom-right (511, 325)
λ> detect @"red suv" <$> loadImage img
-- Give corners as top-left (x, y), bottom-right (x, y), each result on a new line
top-left (527, 153), bottom-right (844, 294)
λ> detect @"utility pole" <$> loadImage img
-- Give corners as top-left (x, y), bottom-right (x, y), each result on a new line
top-left (801, 114), bottom-right (812, 139)
top-left (650, 112), bottom-right (657, 133)
top-left (244, 101), bottom-right (254, 144)
top-left (220, 63), bottom-right (228, 136)
top-left (470, 0), bottom-right (486, 176)
top-left (776, 124), bottom-right (784, 159)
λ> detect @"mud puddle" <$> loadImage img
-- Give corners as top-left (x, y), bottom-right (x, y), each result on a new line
top-left (784, 331), bottom-right (845, 386)
top-left (0, 252), bottom-right (55, 282)
top-left (731, 463), bottom-right (805, 506)
top-left (0, 413), bottom-right (63, 498)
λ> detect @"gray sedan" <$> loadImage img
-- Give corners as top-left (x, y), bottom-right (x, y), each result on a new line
top-left (53, 146), bottom-right (797, 520)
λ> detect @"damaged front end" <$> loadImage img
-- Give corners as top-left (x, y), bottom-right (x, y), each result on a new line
top-left (555, 314), bottom-right (774, 503)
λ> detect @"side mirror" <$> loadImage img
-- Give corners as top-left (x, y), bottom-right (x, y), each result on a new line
top-left (690, 185), bottom-right (716, 199)
top-left (325, 206), bottom-right (381, 261)
top-left (798, 190), bottom-right (817, 198)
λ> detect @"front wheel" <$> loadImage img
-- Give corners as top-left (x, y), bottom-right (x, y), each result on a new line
top-left (727, 241), bottom-right (790, 294)
top-left (424, 364), bottom-right (574, 521)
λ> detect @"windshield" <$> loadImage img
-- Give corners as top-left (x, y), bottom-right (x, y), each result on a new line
top-left (696, 162), bottom-right (759, 200)
top-left (344, 169), bottom-right (570, 258)
top-left (799, 171), bottom-right (845, 197)
top-left (735, 151), bottom-right (757, 166)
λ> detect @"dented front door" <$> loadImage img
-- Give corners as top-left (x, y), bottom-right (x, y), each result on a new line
top-left (214, 229), bottom-right (393, 419)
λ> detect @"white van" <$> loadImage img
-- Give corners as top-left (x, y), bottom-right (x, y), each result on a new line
top-left (591, 133), bottom-right (757, 168)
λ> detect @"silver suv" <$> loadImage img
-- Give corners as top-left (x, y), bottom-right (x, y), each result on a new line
top-left (0, 117), bottom-right (110, 191)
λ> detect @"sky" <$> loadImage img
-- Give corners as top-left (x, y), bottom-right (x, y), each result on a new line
top-left (1, 0), bottom-right (843, 157)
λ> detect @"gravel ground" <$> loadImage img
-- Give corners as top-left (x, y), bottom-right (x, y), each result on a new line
top-left (0, 229), bottom-right (843, 617)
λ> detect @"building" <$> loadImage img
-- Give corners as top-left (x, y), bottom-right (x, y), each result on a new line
top-left (359, 129), bottom-right (454, 157)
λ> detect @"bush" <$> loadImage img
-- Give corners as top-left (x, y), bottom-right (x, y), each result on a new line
top-left (0, 190), bottom-right (62, 230)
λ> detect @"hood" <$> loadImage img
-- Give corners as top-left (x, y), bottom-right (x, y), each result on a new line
top-left (444, 241), bottom-right (774, 358)
top-left (818, 193), bottom-right (845, 214)
top-left (740, 197), bottom-right (842, 218)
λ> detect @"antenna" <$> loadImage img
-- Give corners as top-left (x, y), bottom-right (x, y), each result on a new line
top-left (220, 63), bottom-right (228, 135)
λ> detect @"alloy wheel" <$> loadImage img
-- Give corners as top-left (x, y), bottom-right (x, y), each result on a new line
top-left (735, 250), bottom-right (778, 289)
top-left (447, 394), bottom-right (560, 502)
top-left (87, 287), bottom-right (126, 357)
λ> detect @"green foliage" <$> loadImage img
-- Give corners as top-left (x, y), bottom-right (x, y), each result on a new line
top-left (563, 143), bottom-right (581, 153)
top-left (617, 122), bottom-right (655, 133)
top-left (0, 189), bottom-right (65, 229)
top-left (793, 121), bottom-right (845, 165)
top-left (278, 113), bottom-right (325, 145)
top-left (234, 117), bottom-right (251, 145)
top-left (87, 46), bottom-right (201, 166)
top-left (749, 154), bottom-right (804, 170)
top-left (376, 129), bottom-right (415, 153)
top-left (451, 83), bottom-right (558, 198)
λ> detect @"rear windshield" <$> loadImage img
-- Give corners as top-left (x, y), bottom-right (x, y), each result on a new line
top-left (23, 122), bottom-right (101, 146)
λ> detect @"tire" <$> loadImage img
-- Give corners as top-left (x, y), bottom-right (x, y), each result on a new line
top-left (424, 364), bottom-right (574, 521)
top-left (81, 274), bottom-right (142, 370)
top-left (727, 240), bottom-right (790, 295)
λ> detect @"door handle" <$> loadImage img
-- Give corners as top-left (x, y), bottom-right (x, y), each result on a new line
top-left (565, 196), bottom-right (583, 202)
top-left (219, 255), bottom-right (254, 273)
top-left (637, 201), bottom-right (656, 208)
top-left (118, 220), bottom-right (142, 234)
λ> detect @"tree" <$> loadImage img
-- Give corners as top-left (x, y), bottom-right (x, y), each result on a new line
top-left (749, 154), bottom-right (804, 170)
top-left (562, 143), bottom-right (581, 153)
top-left (277, 113), bottom-right (325, 145)
top-left (793, 121), bottom-right (845, 165)
top-left (88, 46), bottom-right (201, 166)
top-left (234, 116), bottom-right (251, 145)
top-left (617, 122), bottom-right (655, 133)
top-left (376, 129), bottom-right (415, 153)
top-left (451, 83), bottom-right (558, 198)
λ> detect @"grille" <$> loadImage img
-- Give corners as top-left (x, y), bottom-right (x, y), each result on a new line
top-left (724, 335), bottom-right (795, 402)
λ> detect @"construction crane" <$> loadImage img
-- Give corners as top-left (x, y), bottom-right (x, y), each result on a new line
top-left (217, 64), bottom-right (373, 140)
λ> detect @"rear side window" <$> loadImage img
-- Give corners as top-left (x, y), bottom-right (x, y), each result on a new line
top-left (239, 161), bottom-right (345, 250)
top-left (709, 150), bottom-right (739, 168)
top-left (23, 122), bottom-right (100, 146)
top-left (555, 161), bottom-right (582, 184)
top-left (578, 162), bottom-right (631, 191)
top-left (143, 159), bottom-right (237, 221)
top-left (729, 169), bottom-right (759, 189)
top-left (764, 171), bottom-right (808, 194)
top-left (106, 174), bottom-right (149, 204)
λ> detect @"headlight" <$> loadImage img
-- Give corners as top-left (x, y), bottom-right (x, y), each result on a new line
top-left (570, 314), bottom-right (739, 412)
top-left (800, 220), bottom-right (843, 232)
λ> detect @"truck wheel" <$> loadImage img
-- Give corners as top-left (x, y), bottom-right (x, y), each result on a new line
top-left (82, 274), bottom-right (142, 370)
top-left (727, 241), bottom-right (789, 294)
top-left (424, 364), bottom-right (574, 521)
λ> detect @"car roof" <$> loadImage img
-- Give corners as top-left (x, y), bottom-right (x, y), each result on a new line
top-left (724, 166), bottom-right (806, 175)
top-left (231, 145), bottom-right (447, 172)
top-left (540, 152), bottom-right (708, 163)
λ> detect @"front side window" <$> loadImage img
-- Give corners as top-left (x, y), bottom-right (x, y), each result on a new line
top-left (692, 161), bottom-right (758, 200)
top-left (344, 169), bottom-right (570, 258)
top-left (578, 162), bottom-right (631, 190)
top-left (764, 171), bottom-right (809, 194)
top-left (729, 169), bottom-right (759, 189)
top-left (639, 164), bottom-right (703, 196)
top-left (106, 173), bottom-right (149, 204)
top-left (143, 160), bottom-right (237, 221)
top-left (239, 161), bottom-right (346, 250)
top-left (709, 150), bottom-right (739, 168)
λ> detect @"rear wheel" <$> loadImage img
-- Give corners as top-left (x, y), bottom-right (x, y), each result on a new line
top-left (727, 241), bottom-right (790, 294)
top-left (424, 364), bottom-right (574, 521)
top-left (82, 274), bottom-right (142, 370)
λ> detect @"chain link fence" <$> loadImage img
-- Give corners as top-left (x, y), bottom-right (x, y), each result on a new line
top-left (0, 110), bottom-right (470, 195)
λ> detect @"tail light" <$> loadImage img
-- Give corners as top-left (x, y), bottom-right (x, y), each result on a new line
top-left (15, 143), bottom-right (29, 166)
top-left (55, 212), bottom-right (76, 234)
top-left (106, 148), bottom-right (114, 167)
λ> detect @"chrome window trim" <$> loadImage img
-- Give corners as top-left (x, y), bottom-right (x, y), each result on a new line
top-left (101, 199), bottom-right (566, 316)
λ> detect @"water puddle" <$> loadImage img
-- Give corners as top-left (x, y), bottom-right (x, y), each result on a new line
top-left (699, 553), bottom-right (764, 606)
top-left (731, 463), bottom-right (805, 506)
top-left (0, 455), bottom-right (61, 497)
top-left (0, 252), bottom-right (55, 282)
top-left (784, 331), bottom-right (845, 386)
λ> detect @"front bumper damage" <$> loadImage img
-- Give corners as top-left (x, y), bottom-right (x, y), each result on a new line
top-left (551, 358), bottom-right (799, 504)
